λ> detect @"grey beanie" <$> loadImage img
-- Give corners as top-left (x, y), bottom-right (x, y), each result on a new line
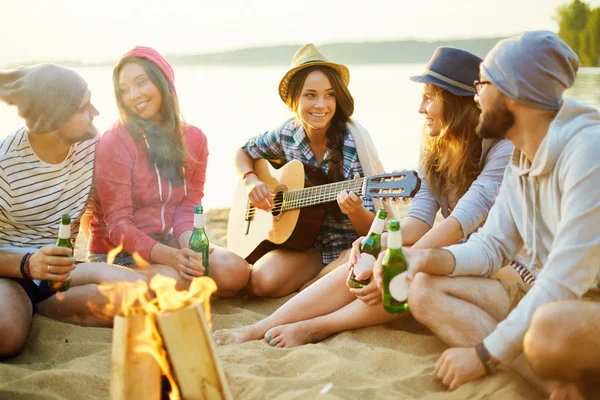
top-left (0, 63), bottom-right (88, 134)
top-left (481, 30), bottom-right (579, 110)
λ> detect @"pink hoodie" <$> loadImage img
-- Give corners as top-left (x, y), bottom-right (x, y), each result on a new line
top-left (88, 47), bottom-right (208, 262)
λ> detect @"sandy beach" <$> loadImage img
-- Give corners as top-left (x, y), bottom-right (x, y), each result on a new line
top-left (1, 208), bottom-right (597, 399)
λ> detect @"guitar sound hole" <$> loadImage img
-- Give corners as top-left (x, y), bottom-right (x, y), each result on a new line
top-left (271, 191), bottom-right (284, 217)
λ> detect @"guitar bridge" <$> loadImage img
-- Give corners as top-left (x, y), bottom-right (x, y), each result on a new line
top-left (245, 202), bottom-right (255, 235)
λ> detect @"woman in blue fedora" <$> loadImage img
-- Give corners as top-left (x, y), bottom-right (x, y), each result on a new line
top-left (214, 47), bottom-right (515, 347)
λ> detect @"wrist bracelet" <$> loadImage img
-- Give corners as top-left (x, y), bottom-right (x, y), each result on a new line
top-left (24, 253), bottom-right (34, 280)
top-left (19, 253), bottom-right (31, 279)
top-left (242, 170), bottom-right (257, 180)
top-left (475, 342), bottom-right (494, 375)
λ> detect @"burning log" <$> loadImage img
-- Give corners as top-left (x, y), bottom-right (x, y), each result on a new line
top-left (103, 275), bottom-right (231, 400)
top-left (157, 304), bottom-right (232, 400)
top-left (110, 314), bottom-right (161, 400)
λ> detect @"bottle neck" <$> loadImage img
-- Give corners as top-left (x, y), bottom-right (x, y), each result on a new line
top-left (387, 228), bottom-right (403, 249)
top-left (193, 213), bottom-right (205, 229)
top-left (367, 217), bottom-right (385, 237)
top-left (58, 224), bottom-right (70, 239)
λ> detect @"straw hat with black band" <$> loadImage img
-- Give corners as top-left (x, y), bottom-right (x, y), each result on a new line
top-left (278, 43), bottom-right (350, 107)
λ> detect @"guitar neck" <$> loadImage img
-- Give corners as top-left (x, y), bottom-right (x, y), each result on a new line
top-left (281, 178), bottom-right (367, 211)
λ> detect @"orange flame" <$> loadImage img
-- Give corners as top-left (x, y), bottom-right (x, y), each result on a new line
top-left (106, 242), bottom-right (124, 265)
top-left (131, 251), bottom-right (151, 269)
top-left (97, 274), bottom-right (217, 400)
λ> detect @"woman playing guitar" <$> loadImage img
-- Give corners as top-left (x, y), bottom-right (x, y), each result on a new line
top-left (234, 44), bottom-right (385, 298)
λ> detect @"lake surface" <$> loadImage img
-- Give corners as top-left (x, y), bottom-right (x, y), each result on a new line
top-left (1, 64), bottom-right (598, 210)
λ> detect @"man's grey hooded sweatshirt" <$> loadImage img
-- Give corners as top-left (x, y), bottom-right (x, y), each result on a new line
top-left (445, 98), bottom-right (600, 364)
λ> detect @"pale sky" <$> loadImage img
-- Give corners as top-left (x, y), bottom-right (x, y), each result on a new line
top-left (2, 0), bottom-right (599, 66)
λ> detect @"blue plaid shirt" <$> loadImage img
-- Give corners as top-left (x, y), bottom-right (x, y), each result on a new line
top-left (242, 118), bottom-right (375, 264)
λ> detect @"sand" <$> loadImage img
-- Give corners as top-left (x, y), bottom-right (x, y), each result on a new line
top-left (1, 208), bottom-right (597, 399)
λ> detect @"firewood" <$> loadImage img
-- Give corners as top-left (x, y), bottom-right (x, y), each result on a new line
top-left (157, 304), bottom-right (232, 400)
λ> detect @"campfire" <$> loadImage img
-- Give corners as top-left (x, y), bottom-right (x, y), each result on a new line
top-left (98, 251), bottom-right (232, 400)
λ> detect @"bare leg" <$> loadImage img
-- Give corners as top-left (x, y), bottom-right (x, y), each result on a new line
top-left (524, 300), bottom-right (600, 397)
top-left (299, 249), bottom-right (351, 291)
top-left (248, 247), bottom-right (323, 298)
top-left (37, 262), bottom-right (148, 327)
top-left (0, 279), bottom-right (33, 357)
top-left (265, 298), bottom-right (404, 348)
top-left (206, 245), bottom-right (250, 297)
top-left (214, 263), bottom-right (356, 344)
top-left (135, 244), bottom-right (250, 296)
top-left (408, 273), bottom-right (510, 347)
top-left (409, 273), bottom-right (556, 396)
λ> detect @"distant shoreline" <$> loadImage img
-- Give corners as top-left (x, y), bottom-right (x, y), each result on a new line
top-left (3, 37), bottom-right (510, 69)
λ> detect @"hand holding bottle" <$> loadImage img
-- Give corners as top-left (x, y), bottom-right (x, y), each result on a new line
top-left (348, 278), bottom-right (382, 306)
top-left (348, 235), bottom-right (365, 269)
top-left (28, 246), bottom-right (75, 281)
top-left (373, 247), bottom-right (429, 290)
top-left (174, 247), bottom-right (214, 280)
top-left (349, 233), bottom-right (388, 268)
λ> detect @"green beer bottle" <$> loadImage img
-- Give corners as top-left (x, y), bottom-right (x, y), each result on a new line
top-left (49, 214), bottom-right (72, 292)
top-left (188, 205), bottom-right (210, 276)
top-left (382, 219), bottom-right (409, 314)
top-left (346, 209), bottom-right (387, 289)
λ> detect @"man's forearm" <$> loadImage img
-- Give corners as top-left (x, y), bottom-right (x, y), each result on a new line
top-left (0, 251), bottom-right (25, 278)
top-left (422, 248), bottom-right (456, 276)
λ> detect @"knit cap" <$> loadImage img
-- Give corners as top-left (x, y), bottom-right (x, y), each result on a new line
top-left (481, 31), bottom-right (579, 110)
top-left (0, 63), bottom-right (88, 134)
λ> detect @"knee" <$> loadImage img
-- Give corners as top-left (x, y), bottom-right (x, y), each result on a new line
top-left (524, 302), bottom-right (570, 377)
top-left (211, 253), bottom-right (250, 295)
top-left (249, 267), bottom-right (280, 297)
top-left (0, 321), bottom-right (28, 357)
top-left (408, 272), bottom-right (443, 324)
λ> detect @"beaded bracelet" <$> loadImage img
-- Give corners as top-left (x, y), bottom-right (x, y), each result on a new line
top-left (19, 253), bottom-right (31, 279)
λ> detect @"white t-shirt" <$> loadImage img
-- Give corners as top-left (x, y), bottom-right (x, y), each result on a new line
top-left (0, 127), bottom-right (97, 248)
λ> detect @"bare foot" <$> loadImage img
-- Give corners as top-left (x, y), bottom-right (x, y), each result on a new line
top-left (212, 324), bottom-right (263, 346)
top-left (549, 381), bottom-right (585, 400)
top-left (264, 320), bottom-right (328, 348)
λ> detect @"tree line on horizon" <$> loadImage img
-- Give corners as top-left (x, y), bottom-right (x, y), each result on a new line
top-left (557, 0), bottom-right (600, 66)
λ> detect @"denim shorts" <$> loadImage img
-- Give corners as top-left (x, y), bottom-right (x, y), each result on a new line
top-left (87, 251), bottom-right (136, 267)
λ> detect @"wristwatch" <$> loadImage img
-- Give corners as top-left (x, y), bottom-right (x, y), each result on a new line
top-left (475, 342), bottom-right (497, 375)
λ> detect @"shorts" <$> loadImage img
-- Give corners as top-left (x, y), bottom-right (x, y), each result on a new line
top-left (13, 278), bottom-right (55, 314)
top-left (497, 279), bottom-right (600, 312)
top-left (496, 279), bottom-right (532, 312)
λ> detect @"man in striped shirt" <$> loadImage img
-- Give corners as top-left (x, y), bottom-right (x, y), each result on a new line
top-left (0, 63), bottom-right (147, 357)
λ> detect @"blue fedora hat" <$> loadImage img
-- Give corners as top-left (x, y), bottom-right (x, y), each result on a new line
top-left (410, 47), bottom-right (483, 96)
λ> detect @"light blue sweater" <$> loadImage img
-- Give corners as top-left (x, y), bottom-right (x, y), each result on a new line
top-left (406, 139), bottom-right (513, 238)
top-left (447, 99), bottom-right (600, 364)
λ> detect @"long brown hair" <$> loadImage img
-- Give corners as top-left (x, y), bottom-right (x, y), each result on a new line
top-left (287, 65), bottom-right (354, 185)
top-left (420, 85), bottom-right (482, 200)
top-left (113, 57), bottom-right (187, 184)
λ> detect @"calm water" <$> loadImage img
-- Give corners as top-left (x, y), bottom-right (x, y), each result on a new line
top-left (1, 65), bottom-right (598, 210)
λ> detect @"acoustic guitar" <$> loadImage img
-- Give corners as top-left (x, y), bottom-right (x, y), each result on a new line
top-left (227, 159), bottom-right (420, 263)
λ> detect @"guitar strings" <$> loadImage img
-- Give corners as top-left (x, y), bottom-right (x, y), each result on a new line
top-left (244, 179), bottom-right (367, 218)
top-left (243, 173), bottom-right (410, 218)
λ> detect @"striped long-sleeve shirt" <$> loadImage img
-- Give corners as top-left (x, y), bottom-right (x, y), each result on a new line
top-left (0, 127), bottom-right (97, 248)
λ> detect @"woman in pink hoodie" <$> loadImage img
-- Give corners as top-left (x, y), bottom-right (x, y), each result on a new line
top-left (87, 47), bottom-right (249, 296)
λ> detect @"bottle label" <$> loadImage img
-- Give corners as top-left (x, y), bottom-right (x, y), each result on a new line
top-left (194, 214), bottom-right (205, 228)
top-left (353, 253), bottom-right (376, 276)
top-left (387, 229), bottom-right (403, 249)
top-left (58, 224), bottom-right (70, 239)
top-left (389, 271), bottom-right (409, 302)
top-left (370, 217), bottom-right (385, 235)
